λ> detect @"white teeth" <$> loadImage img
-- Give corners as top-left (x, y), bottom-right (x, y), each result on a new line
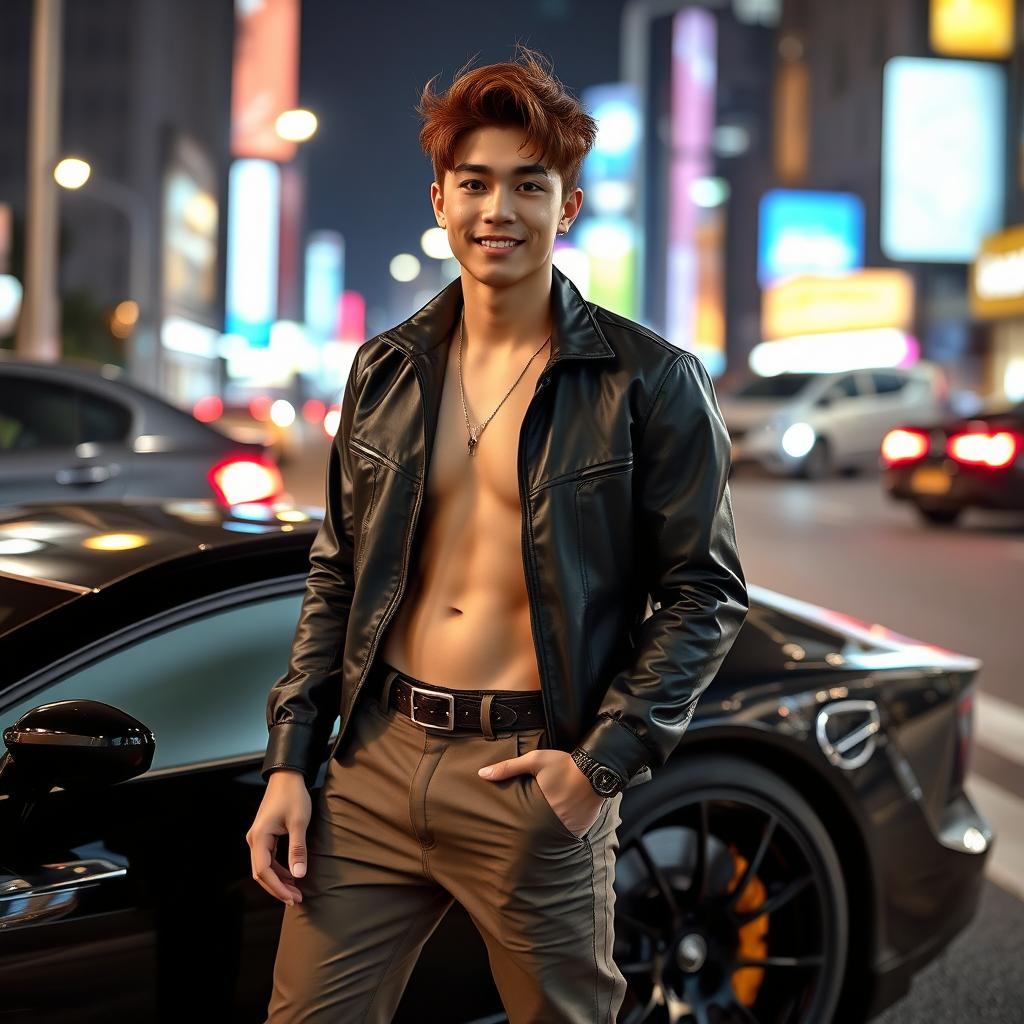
top-left (478, 239), bottom-right (520, 248)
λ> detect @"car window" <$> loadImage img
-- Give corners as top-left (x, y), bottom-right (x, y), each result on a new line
top-left (732, 374), bottom-right (817, 399)
top-left (870, 372), bottom-right (908, 395)
top-left (80, 390), bottom-right (133, 443)
top-left (0, 592), bottom-right (307, 773)
top-left (0, 377), bottom-right (78, 451)
top-left (818, 376), bottom-right (858, 404)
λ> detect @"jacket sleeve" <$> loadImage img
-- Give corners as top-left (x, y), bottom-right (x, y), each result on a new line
top-left (260, 344), bottom-right (363, 786)
top-left (575, 350), bottom-right (749, 783)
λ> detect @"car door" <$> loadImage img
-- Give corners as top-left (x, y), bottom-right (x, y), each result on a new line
top-left (812, 374), bottom-right (864, 462)
top-left (0, 586), bottom-right (308, 1023)
top-left (0, 374), bottom-right (129, 506)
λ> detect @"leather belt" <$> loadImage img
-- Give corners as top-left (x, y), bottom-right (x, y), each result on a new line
top-left (369, 664), bottom-right (546, 737)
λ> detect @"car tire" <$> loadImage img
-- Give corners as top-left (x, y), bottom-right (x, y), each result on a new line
top-left (800, 438), bottom-right (832, 480)
top-left (915, 504), bottom-right (961, 527)
top-left (615, 753), bottom-right (849, 1024)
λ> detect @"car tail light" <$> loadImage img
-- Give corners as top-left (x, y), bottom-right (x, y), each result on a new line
top-left (946, 429), bottom-right (1021, 469)
top-left (207, 455), bottom-right (284, 505)
top-left (881, 428), bottom-right (930, 466)
top-left (193, 395), bottom-right (223, 423)
top-left (303, 398), bottom-right (327, 424)
top-left (248, 395), bottom-right (273, 422)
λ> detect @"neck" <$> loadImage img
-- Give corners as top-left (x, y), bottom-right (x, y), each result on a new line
top-left (459, 261), bottom-right (553, 354)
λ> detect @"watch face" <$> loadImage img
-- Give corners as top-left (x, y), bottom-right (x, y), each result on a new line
top-left (592, 767), bottom-right (621, 795)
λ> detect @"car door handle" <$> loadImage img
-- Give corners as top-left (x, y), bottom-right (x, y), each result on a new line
top-left (55, 464), bottom-right (116, 486)
top-left (0, 857), bottom-right (127, 929)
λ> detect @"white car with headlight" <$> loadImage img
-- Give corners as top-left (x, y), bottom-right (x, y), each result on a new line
top-left (719, 366), bottom-right (947, 479)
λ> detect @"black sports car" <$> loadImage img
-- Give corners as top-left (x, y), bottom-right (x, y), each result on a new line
top-left (881, 402), bottom-right (1024, 526)
top-left (0, 501), bottom-right (991, 1023)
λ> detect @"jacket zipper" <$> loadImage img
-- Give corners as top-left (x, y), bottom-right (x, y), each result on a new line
top-left (575, 454), bottom-right (633, 480)
top-left (348, 435), bottom-right (403, 475)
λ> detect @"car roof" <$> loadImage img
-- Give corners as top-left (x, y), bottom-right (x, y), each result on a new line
top-left (0, 357), bottom-right (234, 444)
top-left (0, 499), bottom-right (321, 596)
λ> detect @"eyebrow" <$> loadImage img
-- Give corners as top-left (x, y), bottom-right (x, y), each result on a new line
top-left (452, 162), bottom-right (551, 178)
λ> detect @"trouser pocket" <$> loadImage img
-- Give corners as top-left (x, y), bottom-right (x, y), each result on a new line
top-left (515, 728), bottom-right (610, 843)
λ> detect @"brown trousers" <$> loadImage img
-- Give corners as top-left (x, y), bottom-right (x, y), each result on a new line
top-left (264, 673), bottom-right (627, 1023)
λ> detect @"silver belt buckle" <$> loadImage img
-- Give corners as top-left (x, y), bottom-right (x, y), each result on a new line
top-left (409, 685), bottom-right (456, 731)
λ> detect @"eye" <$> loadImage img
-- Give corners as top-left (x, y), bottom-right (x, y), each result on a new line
top-left (458, 180), bottom-right (545, 192)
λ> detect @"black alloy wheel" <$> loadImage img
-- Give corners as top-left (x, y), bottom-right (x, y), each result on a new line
top-left (613, 755), bottom-right (848, 1024)
top-left (800, 439), bottom-right (832, 481)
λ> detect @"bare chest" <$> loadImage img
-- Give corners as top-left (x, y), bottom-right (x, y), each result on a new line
top-left (426, 339), bottom-right (550, 509)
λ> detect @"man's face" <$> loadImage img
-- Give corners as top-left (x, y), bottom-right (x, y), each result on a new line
top-left (431, 125), bottom-right (583, 289)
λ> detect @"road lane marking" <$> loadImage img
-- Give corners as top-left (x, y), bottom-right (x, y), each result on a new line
top-left (974, 692), bottom-right (1024, 770)
top-left (964, 773), bottom-right (1024, 901)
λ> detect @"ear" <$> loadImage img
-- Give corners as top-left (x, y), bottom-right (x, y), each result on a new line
top-left (430, 180), bottom-right (445, 226)
top-left (561, 186), bottom-right (583, 232)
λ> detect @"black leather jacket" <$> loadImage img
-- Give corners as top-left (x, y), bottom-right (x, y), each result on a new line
top-left (262, 266), bottom-right (748, 788)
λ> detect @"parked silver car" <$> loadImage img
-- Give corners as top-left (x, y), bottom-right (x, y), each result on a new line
top-left (0, 357), bottom-right (287, 506)
top-left (719, 365), bottom-right (948, 478)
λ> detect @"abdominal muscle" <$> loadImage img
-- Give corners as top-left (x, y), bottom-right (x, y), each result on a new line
top-left (378, 487), bottom-right (542, 693)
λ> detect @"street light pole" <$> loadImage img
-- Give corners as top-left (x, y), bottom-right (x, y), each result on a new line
top-left (15, 0), bottom-right (64, 361)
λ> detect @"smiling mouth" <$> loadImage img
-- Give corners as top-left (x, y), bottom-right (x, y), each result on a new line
top-left (475, 239), bottom-right (524, 249)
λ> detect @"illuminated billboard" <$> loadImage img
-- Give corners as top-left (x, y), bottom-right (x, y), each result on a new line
top-left (758, 190), bottom-right (864, 286)
top-left (162, 135), bottom-right (219, 328)
top-left (881, 57), bottom-right (1005, 263)
top-left (763, 269), bottom-right (915, 339)
top-left (225, 159), bottom-right (281, 347)
top-left (305, 231), bottom-right (345, 341)
top-left (930, 0), bottom-right (1014, 60)
top-left (231, 0), bottom-right (300, 161)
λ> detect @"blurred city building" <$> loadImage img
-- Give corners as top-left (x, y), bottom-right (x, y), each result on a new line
top-left (2, 0), bottom-right (1022, 412)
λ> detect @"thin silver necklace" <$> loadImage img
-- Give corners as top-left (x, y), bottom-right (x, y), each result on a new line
top-left (457, 307), bottom-right (551, 457)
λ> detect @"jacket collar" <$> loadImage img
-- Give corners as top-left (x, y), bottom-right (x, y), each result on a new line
top-left (381, 264), bottom-right (615, 365)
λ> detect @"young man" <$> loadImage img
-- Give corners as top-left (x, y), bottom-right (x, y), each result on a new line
top-left (249, 46), bottom-right (747, 1024)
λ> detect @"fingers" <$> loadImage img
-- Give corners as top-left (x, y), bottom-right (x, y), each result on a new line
top-left (247, 826), bottom-right (303, 905)
top-left (288, 824), bottom-right (308, 879)
top-left (478, 750), bottom-right (539, 780)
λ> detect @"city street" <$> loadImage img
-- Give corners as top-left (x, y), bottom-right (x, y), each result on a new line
top-left (283, 445), bottom-right (1024, 1021)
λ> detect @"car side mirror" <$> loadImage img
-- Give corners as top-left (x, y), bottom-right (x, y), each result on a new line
top-left (1, 700), bottom-right (155, 798)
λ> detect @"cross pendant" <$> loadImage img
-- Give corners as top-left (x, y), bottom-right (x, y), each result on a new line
top-left (467, 433), bottom-right (479, 456)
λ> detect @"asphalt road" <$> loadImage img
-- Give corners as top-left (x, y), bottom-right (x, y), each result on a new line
top-left (281, 443), bottom-right (1024, 1022)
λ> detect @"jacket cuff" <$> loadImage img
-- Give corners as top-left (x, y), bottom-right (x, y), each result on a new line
top-left (576, 715), bottom-right (655, 785)
top-left (261, 722), bottom-right (321, 787)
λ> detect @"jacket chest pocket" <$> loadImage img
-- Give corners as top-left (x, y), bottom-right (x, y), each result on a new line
top-left (349, 436), bottom-right (390, 575)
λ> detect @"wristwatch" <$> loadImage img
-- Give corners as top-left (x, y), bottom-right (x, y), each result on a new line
top-left (571, 747), bottom-right (626, 797)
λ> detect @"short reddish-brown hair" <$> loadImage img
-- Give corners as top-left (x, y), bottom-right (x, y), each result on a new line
top-left (416, 44), bottom-right (598, 203)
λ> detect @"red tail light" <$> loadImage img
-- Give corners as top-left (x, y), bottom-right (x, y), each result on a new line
top-left (946, 430), bottom-right (1021, 469)
top-left (193, 395), bottom-right (223, 423)
top-left (881, 428), bottom-right (930, 466)
top-left (207, 455), bottom-right (284, 505)
top-left (248, 395), bottom-right (273, 422)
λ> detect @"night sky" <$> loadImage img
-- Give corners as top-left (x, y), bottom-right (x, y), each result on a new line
top-left (298, 0), bottom-right (628, 333)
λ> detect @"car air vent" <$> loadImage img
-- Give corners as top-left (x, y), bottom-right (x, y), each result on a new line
top-left (815, 699), bottom-right (881, 770)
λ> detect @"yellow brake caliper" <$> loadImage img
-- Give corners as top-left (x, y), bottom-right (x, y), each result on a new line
top-left (726, 843), bottom-right (768, 1006)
